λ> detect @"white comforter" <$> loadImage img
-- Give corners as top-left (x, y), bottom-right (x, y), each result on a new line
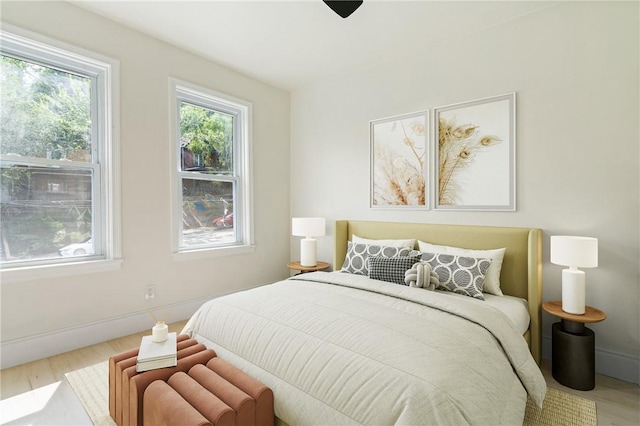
top-left (182, 272), bottom-right (546, 425)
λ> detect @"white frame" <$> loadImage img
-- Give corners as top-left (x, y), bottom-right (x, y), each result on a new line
top-left (432, 93), bottom-right (516, 211)
top-left (0, 24), bottom-right (121, 276)
top-left (370, 110), bottom-right (429, 209)
top-left (169, 79), bottom-right (254, 257)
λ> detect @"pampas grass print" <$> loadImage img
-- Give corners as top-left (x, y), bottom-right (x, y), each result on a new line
top-left (438, 116), bottom-right (501, 205)
top-left (373, 118), bottom-right (426, 206)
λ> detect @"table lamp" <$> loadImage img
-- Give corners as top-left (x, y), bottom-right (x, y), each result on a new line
top-left (292, 217), bottom-right (325, 267)
top-left (550, 235), bottom-right (598, 315)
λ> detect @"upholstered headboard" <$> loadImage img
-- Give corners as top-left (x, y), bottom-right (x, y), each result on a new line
top-left (333, 220), bottom-right (543, 365)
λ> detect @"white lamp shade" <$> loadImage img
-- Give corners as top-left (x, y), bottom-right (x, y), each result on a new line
top-left (292, 217), bottom-right (326, 238)
top-left (550, 236), bottom-right (598, 268)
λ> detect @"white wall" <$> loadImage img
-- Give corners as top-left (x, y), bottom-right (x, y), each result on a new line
top-left (1, 1), bottom-right (291, 365)
top-left (291, 2), bottom-right (639, 383)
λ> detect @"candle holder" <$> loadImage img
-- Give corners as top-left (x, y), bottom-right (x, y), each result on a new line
top-left (152, 321), bottom-right (169, 342)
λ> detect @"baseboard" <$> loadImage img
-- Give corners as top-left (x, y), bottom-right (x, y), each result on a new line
top-left (542, 336), bottom-right (640, 385)
top-left (0, 296), bottom-right (211, 370)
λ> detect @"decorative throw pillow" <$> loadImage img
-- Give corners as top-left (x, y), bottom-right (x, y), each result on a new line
top-left (420, 252), bottom-right (492, 300)
top-left (352, 235), bottom-right (416, 249)
top-left (340, 242), bottom-right (412, 276)
top-left (404, 261), bottom-right (440, 290)
top-left (368, 255), bottom-right (422, 285)
top-left (418, 241), bottom-right (506, 296)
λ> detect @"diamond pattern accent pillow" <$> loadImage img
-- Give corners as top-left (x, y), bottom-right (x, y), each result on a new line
top-left (420, 252), bottom-right (492, 300)
top-left (368, 255), bottom-right (423, 285)
top-left (340, 242), bottom-right (412, 276)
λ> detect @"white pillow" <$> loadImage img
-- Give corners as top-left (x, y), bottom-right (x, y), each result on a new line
top-left (417, 241), bottom-right (506, 296)
top-left (352, 235), bottom-right (416, 249)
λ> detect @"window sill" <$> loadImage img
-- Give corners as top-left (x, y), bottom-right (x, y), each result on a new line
top-left (1, 258), bottom-right (123, 283)
top-left (173, 244), bottom-right (255, 262)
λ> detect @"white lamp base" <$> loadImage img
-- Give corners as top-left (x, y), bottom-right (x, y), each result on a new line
top-left (562, 268), bottom-right (586, 315)
top-left (300, 238), bottom-right (317, 267)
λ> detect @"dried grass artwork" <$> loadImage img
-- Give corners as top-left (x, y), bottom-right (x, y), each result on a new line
top-left (434, 93), bottom-right (515, 211)
top-left (370, 111), bottom-right (428, 208)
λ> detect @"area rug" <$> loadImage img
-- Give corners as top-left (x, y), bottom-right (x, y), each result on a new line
top-left (65, 361), bottom-right (115, 426)
top-left (66, 361), bottom-right (597, 425)
top-left (524, 387), bottom-right (597, 426)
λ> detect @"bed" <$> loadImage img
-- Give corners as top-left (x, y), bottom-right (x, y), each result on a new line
top-left (182, 220), bottom-right (546, 425)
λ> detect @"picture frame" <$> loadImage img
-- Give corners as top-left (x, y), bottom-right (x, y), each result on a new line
top-left (370, 111), bottom-right (429, 209)
top-left (433, 93), bottom-right (516, 211)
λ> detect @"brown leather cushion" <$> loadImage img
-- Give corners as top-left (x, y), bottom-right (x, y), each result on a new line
top-left (168, 372), bottom-right (236, 426)
top-left (109, 334), bottom-right (193, 425)
top-left (188, 364), bottom-right (255, 426)
top-left (128, 348), bottom-right (217, 426)
top-left (109, 347), bottom-right (138, 423)
top-left (143, 380), bottom-right (212, 426)
top-left (206, 358), bottom-right (274, 426)
top-left (121, 341), bottom-right (206, 426)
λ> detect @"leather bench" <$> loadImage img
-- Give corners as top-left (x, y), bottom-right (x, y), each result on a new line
top-left (108, 334), bottom-right (274, 426)
top-left (109, 334), bottom-right (196, 424)
top-left (143, 360), bottom-right (274, 426)
top-left (109, 334), bottom-right (214, 426)
top-left (144, 376), bottom-right (235, 426)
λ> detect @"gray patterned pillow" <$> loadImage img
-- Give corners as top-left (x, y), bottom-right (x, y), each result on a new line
top-left (420, 252), bottom-right (492, 300)
top-left (341, 242), bottom-right (412, 276)
top-left (368, 255), bottom-right (422, 285)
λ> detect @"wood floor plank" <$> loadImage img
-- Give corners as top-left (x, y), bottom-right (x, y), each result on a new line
top-left (25, 358), bottom-right (56, 391)
top-left (540, 360), bottom-right (640, 425)
top-left (0, 365), bottom-right (30, 398)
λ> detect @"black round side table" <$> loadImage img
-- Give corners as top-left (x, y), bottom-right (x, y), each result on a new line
top-left (542, 301), bottom-right (606, 391)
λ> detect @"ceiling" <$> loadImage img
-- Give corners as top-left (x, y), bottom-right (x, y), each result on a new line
top-left (72, 1), bottom-right (557, 91)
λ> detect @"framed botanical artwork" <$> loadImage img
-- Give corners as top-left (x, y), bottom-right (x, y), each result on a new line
top-left (370, 111), bottom-right (429, 209)
top-left (433, 93), bottom-right (516, 211)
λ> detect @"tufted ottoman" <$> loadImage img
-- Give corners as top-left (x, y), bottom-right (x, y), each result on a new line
top-left (108, 334), bottom-right (273, 426)
top-left (109, 334), bottom-right (196, 425)
top-left (109, 334), bottom-right (216, 426)
top-left (143, 359), bottom-right (274, 426)
top-left (143, 377), bottom-right (235, 426)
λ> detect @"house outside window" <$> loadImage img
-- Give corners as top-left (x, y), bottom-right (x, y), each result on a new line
top-left (0, 27), bottom-right (119, 272)
top-left (171, 80), bottom-right (253, 255)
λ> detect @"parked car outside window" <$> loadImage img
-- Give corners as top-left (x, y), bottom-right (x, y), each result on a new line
top-left (59, 238), bottom-right (94, 257)
top-left (214, 212), bottom-right (233, 228)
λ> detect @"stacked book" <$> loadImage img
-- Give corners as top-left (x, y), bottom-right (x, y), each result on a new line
top-left (136, 332), bottom-right (178, 372)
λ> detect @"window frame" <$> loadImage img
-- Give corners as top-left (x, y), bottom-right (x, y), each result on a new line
top-left (0, 25), bottom-right (121, 281)
top-left (169, 79), bottom-right (254, 259)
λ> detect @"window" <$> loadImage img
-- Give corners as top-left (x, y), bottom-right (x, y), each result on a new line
top-left (0, 27), bottom-right (119, 272)
top-left (171, 80), bottom-right (252, 255)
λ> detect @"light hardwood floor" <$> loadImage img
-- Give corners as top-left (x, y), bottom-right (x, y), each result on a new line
top-left (1, 321), bottom-right (639, 425)
top-left (541, 359), bottom-right (640, 425)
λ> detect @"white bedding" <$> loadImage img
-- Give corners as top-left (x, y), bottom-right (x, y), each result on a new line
top-left (483, 293), bottom-right (530, 335)
top-left (437, 290), bottom-right (531, 335)
top-left (182, 271), bottom-right (546, 425)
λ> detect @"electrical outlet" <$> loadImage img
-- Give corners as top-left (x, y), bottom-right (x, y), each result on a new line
top-left (145, 284), bottom-right (156, 300)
